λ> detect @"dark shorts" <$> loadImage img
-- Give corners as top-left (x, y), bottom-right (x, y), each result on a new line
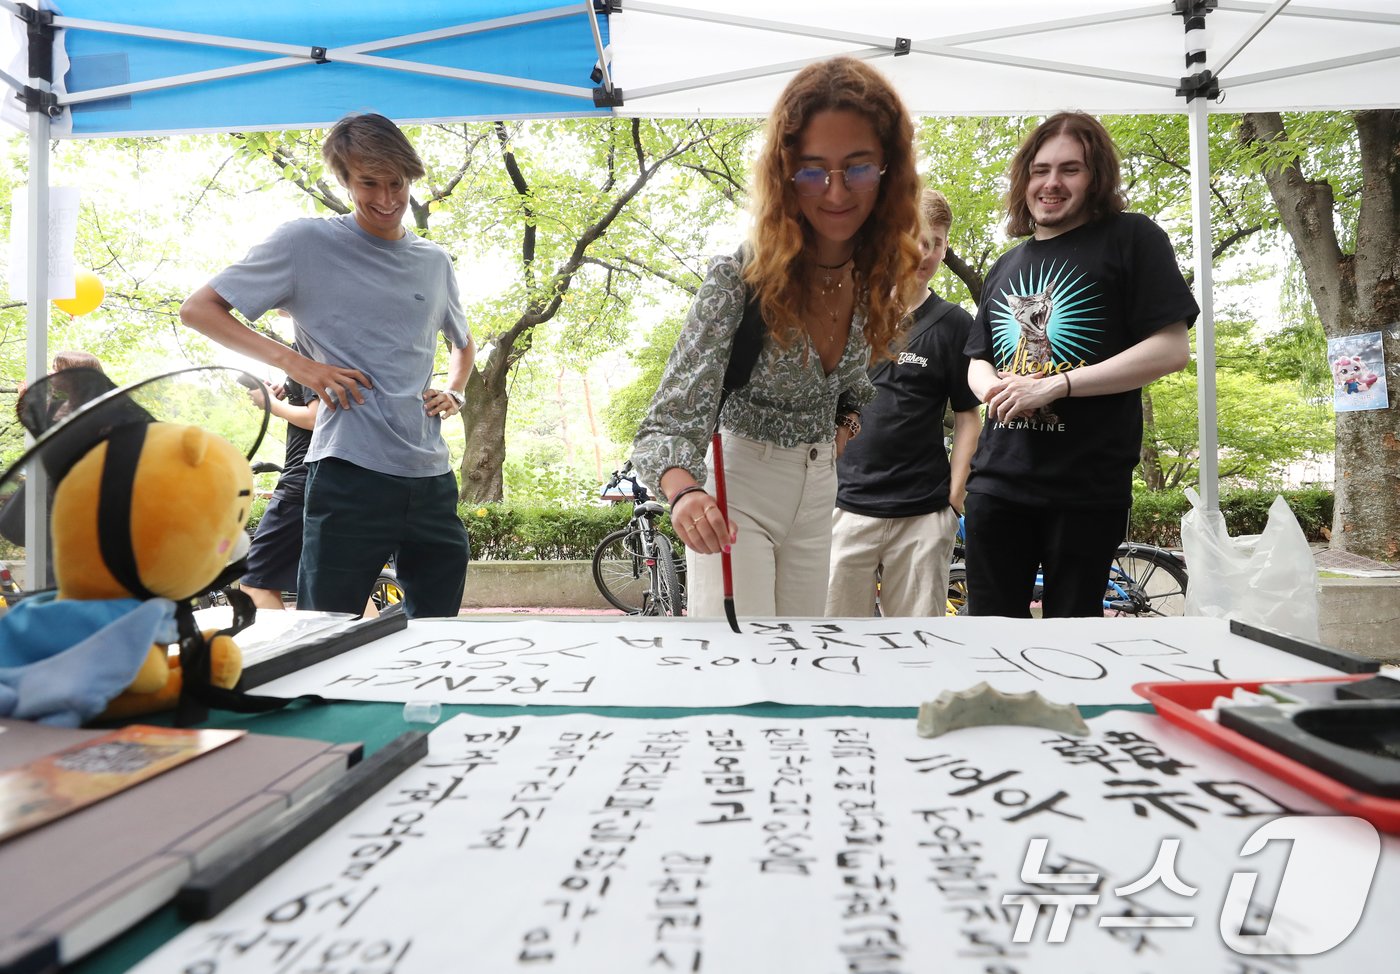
top-left (240, 488), bottom-right (306, 592)
top-left (299, 458), bottom-right (469, 618)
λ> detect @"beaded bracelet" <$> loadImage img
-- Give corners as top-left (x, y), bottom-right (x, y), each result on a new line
top-left (668, 484), bottom-right (706, 510)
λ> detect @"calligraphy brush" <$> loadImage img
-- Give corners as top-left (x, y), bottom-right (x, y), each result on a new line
top-left (710, 431), bottom-right (740, 633)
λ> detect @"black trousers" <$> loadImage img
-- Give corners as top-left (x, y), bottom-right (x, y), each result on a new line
top-left (300, 458), bottom-right (470, 619)
top-left (963, 492), bottom-right (1128, 618)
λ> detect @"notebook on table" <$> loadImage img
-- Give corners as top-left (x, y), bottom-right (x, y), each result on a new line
top-left (0, 718), bottom-right (361, 973)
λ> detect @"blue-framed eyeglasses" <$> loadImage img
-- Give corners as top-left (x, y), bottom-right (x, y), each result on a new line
top-left (791, 163), bottom-right (886, 197)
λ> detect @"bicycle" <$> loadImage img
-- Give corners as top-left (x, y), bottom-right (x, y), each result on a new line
top-left (944, 517), bottom-right (1188, 617)
top-left (592, 461), bottom-right (685, 616)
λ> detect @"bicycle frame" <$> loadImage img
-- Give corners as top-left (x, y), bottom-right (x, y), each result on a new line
top-left (594, 462), bottom-right (684, 616)
top-left (631, 502), bottom-right (670, 612)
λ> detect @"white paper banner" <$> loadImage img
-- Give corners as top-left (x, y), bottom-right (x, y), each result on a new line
top-left (257, 616), bottom-right (1345, 707)
top-left (7, 185), bottom-right (80, 301)
top-left (133, 711), bottom-right (1397, 973)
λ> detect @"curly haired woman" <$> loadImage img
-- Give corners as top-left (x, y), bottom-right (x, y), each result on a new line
top-left (632, 56), bottom-right (922, 618)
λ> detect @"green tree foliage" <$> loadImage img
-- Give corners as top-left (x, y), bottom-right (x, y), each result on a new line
top-left (148, 119), bottom-right (758, 502)
top-left (1142, 367), bottom-right (1333, 490)
top-left (602, 314), bottom-right (684, 450)
top-left (917, 116), bottom-right (1027, 304)
top-left (1254, 259), bottom-right (1331, 401)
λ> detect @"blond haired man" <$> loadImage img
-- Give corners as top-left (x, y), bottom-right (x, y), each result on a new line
top-left (182, 114), bottom-right (475, 618)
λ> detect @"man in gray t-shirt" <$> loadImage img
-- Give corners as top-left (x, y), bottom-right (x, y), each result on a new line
top-left (181, 113), bottom-right (476, 618)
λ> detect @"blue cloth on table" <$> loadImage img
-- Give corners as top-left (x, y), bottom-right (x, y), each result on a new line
top-left (0, 593), bottom-right (178, 726)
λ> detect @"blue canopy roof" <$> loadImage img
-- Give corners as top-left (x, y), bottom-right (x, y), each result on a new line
top-left (51, 0), bottom-right (610, 136)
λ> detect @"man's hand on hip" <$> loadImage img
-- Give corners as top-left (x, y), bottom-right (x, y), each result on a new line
top-left (425, 388), bottom-right (464, 418)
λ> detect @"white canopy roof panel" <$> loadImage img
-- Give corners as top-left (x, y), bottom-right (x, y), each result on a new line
top-left (607, 0), bottom-right (1400, 117)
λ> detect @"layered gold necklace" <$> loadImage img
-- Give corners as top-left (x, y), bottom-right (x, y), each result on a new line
top-left (813, 256), bottom-right (853, 324)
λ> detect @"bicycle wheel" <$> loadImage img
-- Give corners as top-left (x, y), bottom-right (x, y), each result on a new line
top-left (593, 527), bottom-right (647, 614)
top-left (945, 566), bottom-right (969, 617)
top-left (372, 573), bottom-right (405, 612)
top-left (648, 534), bottom-right (684, 616)
top-left (1106, 544), bottom-right (1188, 616)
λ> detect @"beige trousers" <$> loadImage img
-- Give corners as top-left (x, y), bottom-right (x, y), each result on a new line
top-left (825, 506), bottom-right (959, 617)
top-left (685, 431), bottom-right (837, 618)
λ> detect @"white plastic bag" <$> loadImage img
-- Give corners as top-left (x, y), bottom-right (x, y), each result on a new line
top-left (1180, 488), bottom-right (1320, 639)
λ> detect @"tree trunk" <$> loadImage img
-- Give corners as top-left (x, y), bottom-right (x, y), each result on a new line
top-left (459, 365), bottom-right (508, 503)
top-left (1239, 110), bottom-right (1400, 562)
top-left (1139, 389), bottom-right (1166, 491)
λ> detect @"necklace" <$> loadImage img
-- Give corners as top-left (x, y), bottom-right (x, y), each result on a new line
top-left (815, 255), bottom-right (853, 291)
top-left (813, 262), bottom-right (849, 325)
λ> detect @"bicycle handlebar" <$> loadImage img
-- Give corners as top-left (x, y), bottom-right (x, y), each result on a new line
top-left (603, 460), bottom-right (648, 502)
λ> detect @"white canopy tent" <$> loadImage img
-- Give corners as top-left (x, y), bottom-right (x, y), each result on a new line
top-left (5, 0), bottom-right (1400, 579)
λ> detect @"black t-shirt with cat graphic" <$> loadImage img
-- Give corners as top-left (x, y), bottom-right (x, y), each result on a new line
top-left (963, 212), bottom-right (1198, 508)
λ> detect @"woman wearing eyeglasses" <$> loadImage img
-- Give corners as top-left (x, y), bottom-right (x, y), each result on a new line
top-left (631, 56), bottom-right (922, 618)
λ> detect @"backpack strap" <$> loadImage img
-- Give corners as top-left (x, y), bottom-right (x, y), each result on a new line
top-left (715, 248), bottom-right (767, 433)
top-left (722, 293), bottom-right (765, 396)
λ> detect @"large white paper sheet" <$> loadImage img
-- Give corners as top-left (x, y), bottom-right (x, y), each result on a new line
top-left (256, 616), bottom-right (1346, 707)
top-left (134, 711), bottom-right (1397, 972)
top-left (7, 187), bottom-right (79, 300)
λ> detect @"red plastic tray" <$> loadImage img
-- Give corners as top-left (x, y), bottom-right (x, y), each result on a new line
top-left (1133, 676), bottom-right (1400, 834)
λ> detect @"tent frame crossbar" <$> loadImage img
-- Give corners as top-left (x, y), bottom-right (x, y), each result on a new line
top-left (1211, 1), bottom-right (1400, 89)
top-left (1217, 0), bottom-right (1400, 27)
top-left (1213, 0), bottom-right (1291, 77)
top-left (52, 5), bottom-right (597, 108)
top-left (621, 2), bottom-right (1180, 101)
top-left (624, 1), bottom-right (1159, 49)
top-left (1228, 44), bottom-right (1400, 88)
top-left (627, 49), bottom-right (890, 102)
top-left (627, 44), bottom-right (1178, 102)
top-left (906, 42), bottom-right (1173, 89)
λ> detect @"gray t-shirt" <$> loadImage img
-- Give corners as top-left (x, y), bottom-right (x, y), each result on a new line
top-left (211, 215), bottom-right (469, 478)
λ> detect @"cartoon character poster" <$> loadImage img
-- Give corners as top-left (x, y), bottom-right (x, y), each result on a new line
top-left (1327, 330), bottom-right (1389, 413)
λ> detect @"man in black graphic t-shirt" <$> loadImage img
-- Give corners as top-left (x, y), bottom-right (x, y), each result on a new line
top-left (963, 112), bottom-right (1198, 618)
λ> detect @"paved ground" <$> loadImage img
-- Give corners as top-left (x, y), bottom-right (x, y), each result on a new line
top-left (1314, 546), bottom-right (1399, 573)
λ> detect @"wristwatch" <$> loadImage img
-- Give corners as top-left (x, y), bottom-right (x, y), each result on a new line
top-left (446, 389), bottom-right (465, 408)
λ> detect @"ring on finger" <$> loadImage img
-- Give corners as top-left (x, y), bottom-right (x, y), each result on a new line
top-left (690, 515), bottom-right (705, 526)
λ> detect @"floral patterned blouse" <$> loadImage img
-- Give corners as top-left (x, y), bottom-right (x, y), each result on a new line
top-left (631, 253), bottom-right (876, 499)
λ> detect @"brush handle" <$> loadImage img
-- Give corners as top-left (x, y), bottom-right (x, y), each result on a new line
top-left (711, 432), bottom-right (734, 594)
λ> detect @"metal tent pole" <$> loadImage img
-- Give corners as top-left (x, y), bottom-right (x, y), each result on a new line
top-left (21, 3), bottom-right (53, 585)
top-left (1179, 1), bottom-right (1220, 513)
top-left (1187, 94), bottom-right (1220, 513)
